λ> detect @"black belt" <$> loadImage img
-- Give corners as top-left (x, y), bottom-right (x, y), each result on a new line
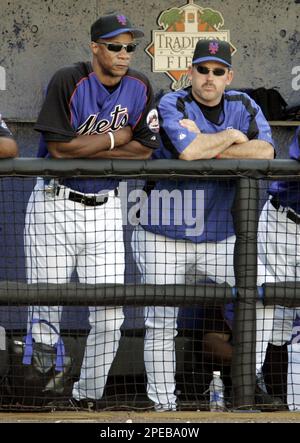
top-left (55, 186), bottom-right (118, 207)
top-left (270, 197), bottom-right (300, 225)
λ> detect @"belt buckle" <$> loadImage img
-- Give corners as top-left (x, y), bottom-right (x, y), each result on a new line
top-left (45, 179), bottom-right (58, 196)
top-left (96, 195), bottom-right (108, 205)
top-left (84, 196), bottom-right (97, 206)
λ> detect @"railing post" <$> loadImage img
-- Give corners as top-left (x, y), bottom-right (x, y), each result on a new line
top-left (231, 177), bottom-right (259, 408)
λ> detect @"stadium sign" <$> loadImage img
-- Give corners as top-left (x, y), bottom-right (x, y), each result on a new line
top-left (145, 0), bottom-right (236, 90)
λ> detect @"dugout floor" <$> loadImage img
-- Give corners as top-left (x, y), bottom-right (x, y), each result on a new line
top-left (0, 411), bottom-right (300, 423)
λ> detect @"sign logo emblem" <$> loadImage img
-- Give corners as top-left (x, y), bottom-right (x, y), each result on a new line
top-left (145, 0), bottom-right (236, 90)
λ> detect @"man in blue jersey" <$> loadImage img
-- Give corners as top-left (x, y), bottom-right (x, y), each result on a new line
top-left (258, 127), bottom-right (300, 410)
top-left (24, 13), bottom-right (159, 407)
top-left (131, 39), bottom-right (275, 411)
top-left (0, 115), bottom-right (18, 157)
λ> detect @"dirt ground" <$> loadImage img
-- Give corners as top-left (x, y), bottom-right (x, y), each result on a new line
top-left (0, 410), bottom-right (299, 423)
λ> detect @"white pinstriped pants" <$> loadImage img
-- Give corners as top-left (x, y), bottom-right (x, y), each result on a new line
top-left (132, 225), bottom-right (274, 409)
top-left (258, 199), bottom-right (300, 410)
top-left (24, 181), bottom-right (125, 400)
top-left (258, 199), bottom-right (300, 344)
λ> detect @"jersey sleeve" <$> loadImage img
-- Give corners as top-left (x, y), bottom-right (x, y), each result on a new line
top-left (0, 116), bottom-right (13, 138)
top-left (289, 126), bottom-right (300, 160)
top-left (239, 94), bottom-right (275, 146)
top-left (158, 92), bottom-right (198, 155)
top-left (34, 67), bottom-right (78, 141)
top-left (131, 75), bottom-right (160, 150)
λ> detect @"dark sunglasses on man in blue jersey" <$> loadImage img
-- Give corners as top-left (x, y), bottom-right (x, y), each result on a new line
top-left (195, 65), bottom-right (228, 76)
top-left (95, 41), bottom-right (138, 53)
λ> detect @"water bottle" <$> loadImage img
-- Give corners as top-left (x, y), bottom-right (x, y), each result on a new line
top-left (0, 326), bottom-right (5, 351)
top-left (209, 371), bottom-right (225, 412)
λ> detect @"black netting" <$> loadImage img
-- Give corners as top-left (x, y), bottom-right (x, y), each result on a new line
top-left (0, 159), bottom-right (297, 412)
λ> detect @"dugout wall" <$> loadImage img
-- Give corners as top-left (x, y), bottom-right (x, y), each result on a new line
top-left (1, 0), bottom-right (299, 156)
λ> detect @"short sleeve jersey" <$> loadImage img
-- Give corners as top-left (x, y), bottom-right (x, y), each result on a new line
top-left (35, 62), bottom-right (160, 193)
top-left (268, 126), bottom-right (300, 213)
top-left (140, 88), bottom-right (275, 243)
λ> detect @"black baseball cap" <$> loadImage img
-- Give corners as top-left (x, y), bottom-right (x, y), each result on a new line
top-left (91, 14), bottom-right (144, 41)
top-left (192, 40), bottom-right (232, 68)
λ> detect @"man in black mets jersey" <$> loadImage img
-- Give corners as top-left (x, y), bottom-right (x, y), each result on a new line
top-left (24, 13), bottom-right (159, 408)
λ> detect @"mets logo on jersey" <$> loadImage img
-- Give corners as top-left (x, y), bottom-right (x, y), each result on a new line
top-left (145, 0), bottom-right (236, 90)
top-left (147, 109), bottom-right (160, 133)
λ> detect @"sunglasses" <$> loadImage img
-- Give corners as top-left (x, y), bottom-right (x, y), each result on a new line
top-left (196, 65), bottom-right (227, 76)
top-left (96, 41), bottom-right (137, 53)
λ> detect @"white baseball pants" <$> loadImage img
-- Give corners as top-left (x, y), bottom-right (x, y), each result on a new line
top-left (258, 198), bottom-right (300, 409)
top-left (24, 181), bottom-right (125, 400)
top-left (288, 342), bottom-right (300, 410)
top-left (132, 225), bottom-right (273, 410)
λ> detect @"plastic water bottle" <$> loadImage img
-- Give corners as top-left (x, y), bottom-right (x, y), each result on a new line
top-left (209, 371), bottom-right (225, 412)
top-left (0, 326), bottom-right (5, 351)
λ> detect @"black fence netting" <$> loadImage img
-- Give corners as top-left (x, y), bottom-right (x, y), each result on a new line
top-left (0, 158), bottom-right (299, 412)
